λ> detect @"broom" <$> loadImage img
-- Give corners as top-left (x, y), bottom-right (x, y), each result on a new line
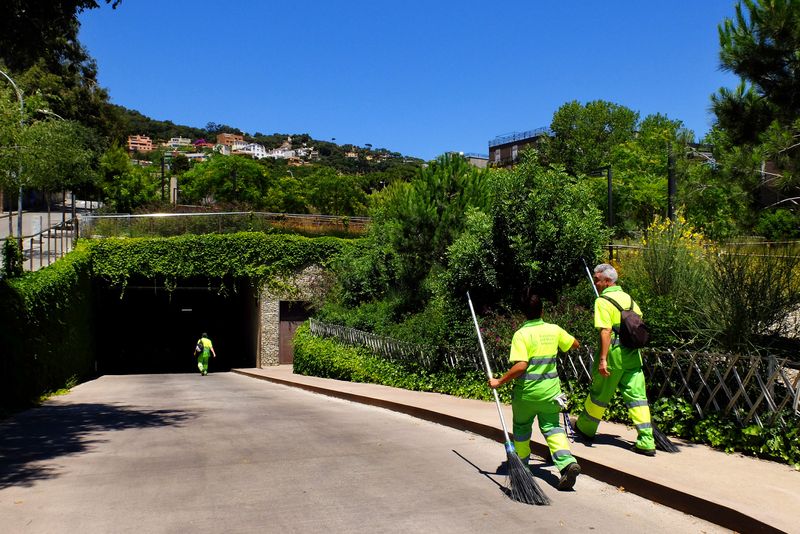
top-left (467, 292), bottom-right (550, 505)
top-left (581, 259), bottom-right (679, 453)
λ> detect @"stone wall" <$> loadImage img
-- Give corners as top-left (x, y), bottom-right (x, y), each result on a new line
top-left (258, 265), bottom-right (325, 367)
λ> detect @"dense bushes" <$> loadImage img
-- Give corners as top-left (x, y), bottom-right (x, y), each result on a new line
top-left (0, 243), bottom-right (96, 409)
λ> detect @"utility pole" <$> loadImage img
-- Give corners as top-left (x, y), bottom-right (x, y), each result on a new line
top-left (0, 68), bottom-right (24, 249)
top-left (161, 154), bottom-right (166, 201)
top-left (606, 166), bottom-right (613, 228)
top-left (668, 146), bottom-right (676, 222)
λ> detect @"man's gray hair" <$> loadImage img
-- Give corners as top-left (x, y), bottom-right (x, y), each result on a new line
top-left (594, 263), bottom-right (618, 283)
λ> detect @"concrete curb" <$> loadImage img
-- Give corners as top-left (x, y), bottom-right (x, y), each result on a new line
top-left (234, 369), bottom-right (785, 533)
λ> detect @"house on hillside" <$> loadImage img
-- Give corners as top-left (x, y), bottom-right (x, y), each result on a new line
top-left (127, 135), bottom-right (154, 152)
top-left (165, 137), bottom-right (192, 148)
top-left (216, 133), bottom-right (244, 146)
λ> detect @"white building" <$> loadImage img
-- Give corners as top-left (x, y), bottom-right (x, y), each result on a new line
top-left (233, 142), bottom-right (269, 159)
top-left (166, 137), bottom-right (192, 148)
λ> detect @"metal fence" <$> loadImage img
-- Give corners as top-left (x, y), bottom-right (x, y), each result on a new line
top-left (0, 215), bottom-right (79, 273)
top-left (79, 211), bottom-right (370, 239)
top-left (309, 319), bottom-right (800, 428)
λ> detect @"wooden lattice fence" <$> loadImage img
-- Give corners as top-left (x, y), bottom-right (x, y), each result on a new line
top-left (309, 319), bottom-right (800, 428)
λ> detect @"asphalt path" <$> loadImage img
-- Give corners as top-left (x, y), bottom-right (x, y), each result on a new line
top-left (0, 373), bottom-right (727, 533)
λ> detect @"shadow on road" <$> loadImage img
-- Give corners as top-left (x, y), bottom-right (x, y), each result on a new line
top-left (0, 403), bottom-right (194, 489)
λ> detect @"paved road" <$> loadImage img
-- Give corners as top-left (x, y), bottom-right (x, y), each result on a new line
top-left (0, 374), bottom-right (726, 533)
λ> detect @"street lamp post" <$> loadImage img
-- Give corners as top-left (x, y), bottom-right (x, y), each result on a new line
top-left (589, 165), bottom-right (613, 260)
top-left (0, 68), bottom-right (24, 248)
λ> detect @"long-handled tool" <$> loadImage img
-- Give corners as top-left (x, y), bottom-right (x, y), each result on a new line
top-left (467, 292), bottom-right (550, 505)
top-left (581, 258), bottom-right (679, 453)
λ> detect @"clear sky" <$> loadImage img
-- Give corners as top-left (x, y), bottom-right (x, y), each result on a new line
top-left (78, 1), bottom-right (741, 160)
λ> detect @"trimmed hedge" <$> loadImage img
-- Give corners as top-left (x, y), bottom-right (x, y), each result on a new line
top-left (0, 243), bottom-right (96, 409)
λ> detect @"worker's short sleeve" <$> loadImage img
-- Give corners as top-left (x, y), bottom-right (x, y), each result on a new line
top-left (508, 331), bottom-right (530, 363)
top-left (556, 327), bottom-right (576, 352)
top-left (594, 298), bottom-right (614, 330)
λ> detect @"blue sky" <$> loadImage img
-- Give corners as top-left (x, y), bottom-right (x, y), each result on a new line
top-left (79, 1), bottom-right (740, 160)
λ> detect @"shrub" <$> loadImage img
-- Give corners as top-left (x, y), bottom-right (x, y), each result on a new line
top-left (756, 209), bottom-right (800, 240)
top-left (2, 238), bottom-right (23, 278)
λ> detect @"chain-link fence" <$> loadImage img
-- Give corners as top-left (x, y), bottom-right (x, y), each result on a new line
top-left (309, 319), bottom-right (800, 428)
top-left (80, 212), bottom-right (369, 239)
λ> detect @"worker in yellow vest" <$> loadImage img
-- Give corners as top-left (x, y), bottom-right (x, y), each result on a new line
top-left (575, 263), bottom-right (656, 455)
top-left (194, 333), bottom-right (216, 376)
top-left (489, 294), bottom-right (582, 490)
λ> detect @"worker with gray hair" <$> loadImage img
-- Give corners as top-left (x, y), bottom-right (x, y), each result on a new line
top-left (574, 263), bottom-right (656, 455)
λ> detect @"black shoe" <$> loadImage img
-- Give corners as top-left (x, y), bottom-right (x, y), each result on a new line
top-left (558, 462), bottom-right (581, 490)
top-left (632, 445), bottom-right (656, 457)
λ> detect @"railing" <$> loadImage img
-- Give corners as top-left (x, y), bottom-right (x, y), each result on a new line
top-left (489, 127), bottom-right (552, 148)
top-left (0, 215), bottom-right (79, 273)
top-left (309, 319), bottom-right (800, 428)
top-left (80, 211), bottom-right (370, 239)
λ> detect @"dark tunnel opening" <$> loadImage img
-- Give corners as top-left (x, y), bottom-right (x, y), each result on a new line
top-left (95, 277), bottom-right (259, 374)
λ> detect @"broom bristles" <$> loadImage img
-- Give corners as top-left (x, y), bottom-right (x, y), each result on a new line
top-left (505, 447), bottom-right (550, 505)
top-left (653, 424), bottom-right (680, 453)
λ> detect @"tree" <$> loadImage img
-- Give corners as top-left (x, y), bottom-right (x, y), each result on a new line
top-left (364, 154), bottom-right (490, 304)
top-left (712, 0), bottom-right (800, 202)
top-left (607, 114), bottom-right (692, 233)
top-left (18, 118), bottom-right (97, 193)
top-left (179, 155), bottom-right (270, 206)
top-left (98, 145), bottom-right (158, 212)
top-left (0, 1), bottom-right (122, 72)
top-left (307, 168), bottom-right (367, 216)
top-left (718, 0), bottom-right (800, 122)
top-left (0, 2), bottom-right (125, 140)
top-left (489, 156), bottom-right (608, 300)
top-left (545, 100), bottom-right (639, 174)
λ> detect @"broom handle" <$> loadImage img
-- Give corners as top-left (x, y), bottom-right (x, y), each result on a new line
top-left (582, 257), bottom-right (600, 298)
top-left (467, 292), bottom-right (513, 444)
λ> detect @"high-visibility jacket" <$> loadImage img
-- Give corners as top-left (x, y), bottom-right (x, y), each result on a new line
top-left (594, 285), bottom-right (642, 370)
top-left (509, 319), bottom-right (575, 401)
top-left (197, 337), bottom-right (213, 356)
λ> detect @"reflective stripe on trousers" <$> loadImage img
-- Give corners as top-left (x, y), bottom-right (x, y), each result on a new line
top-left (576, 366), bottom-right (655, 451)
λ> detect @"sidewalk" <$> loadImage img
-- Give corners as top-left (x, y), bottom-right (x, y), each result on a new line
top-left (234, 366), bottom-right (798, 534)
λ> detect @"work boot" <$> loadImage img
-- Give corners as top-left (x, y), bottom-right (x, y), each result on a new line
top-left (572, 419), bottom-right (594, 443)
top-left (631, 444), bottom-right (656, 457)
top-left (557, 462), bottom-right (581, 490)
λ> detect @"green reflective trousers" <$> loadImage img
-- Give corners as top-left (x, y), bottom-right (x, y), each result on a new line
top-left (576, 365), bottom-right (655, 451)
top-left (511, 398), bottom-right (577, 472)
top-left (197, 352), bottom-right (210, 375)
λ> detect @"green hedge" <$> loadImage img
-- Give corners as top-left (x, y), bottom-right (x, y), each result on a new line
top-left (0, 243), bottom-right (96, 409)
top-left (293, 323), bottom-right (496, 401)
top-left (90, 232), bottom-right (354, 291)
top-left (295, 326), bottom-right (800, 468)
top-left (0, 233), bottom-right (355, 410)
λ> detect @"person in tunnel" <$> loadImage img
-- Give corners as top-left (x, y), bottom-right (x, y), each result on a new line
top-left (194, 333), bottom-right (216, 375)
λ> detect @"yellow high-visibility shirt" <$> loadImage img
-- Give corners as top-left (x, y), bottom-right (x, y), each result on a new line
top-left (594, 285), bottom-right (642, 370)
top-left (509, 319), bottom-right (575, 401)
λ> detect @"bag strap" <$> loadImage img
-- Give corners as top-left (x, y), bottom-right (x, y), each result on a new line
top-left (600, 294), bottom-right (636, 312)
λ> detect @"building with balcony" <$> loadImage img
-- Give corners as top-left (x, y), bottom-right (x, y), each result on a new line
top-left (216, 133), bottom-right (244, 146)
top-left (166, 137), bottom-right (192, 148)
top-left (488, 127), bottom-right (551, 168)
top-left (127, 135), bottom-right (154, 152)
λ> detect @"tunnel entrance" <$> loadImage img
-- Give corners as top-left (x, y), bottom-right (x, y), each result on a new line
top-left (95, 278), bottom-right (259, 374)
